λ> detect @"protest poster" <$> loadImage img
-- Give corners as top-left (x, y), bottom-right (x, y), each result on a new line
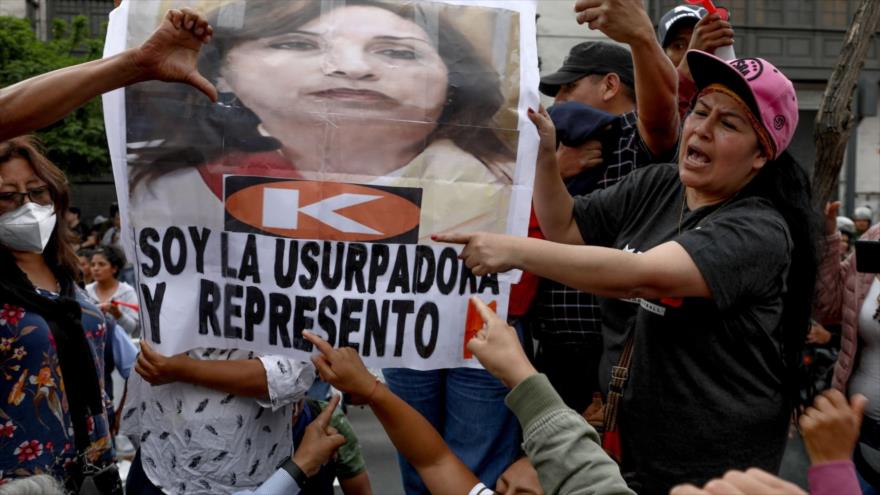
top-left (103, 0), bottom-right (539, 369)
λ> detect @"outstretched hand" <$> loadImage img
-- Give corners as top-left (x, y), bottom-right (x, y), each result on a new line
top-left (303, 331), bottom-right (377, 405)
top-left (292, 395), bottom-right (347, 476)
top-left (670, 468), bottom-right (806, 495)
top-left (799, 389), bottom-right (868, 465)
top-left (466, 297), bottom-right (536, 389)
top-left (431, 232), bottom-right (520, 276)
top-left (131, 8), bottom-right (218, 101)
top-left (135, 340), bottom-right (190, 386)
top-left (574, 0), bottom-right (655, 46)
top-left (806, 321), bottom-right (832, 345)
top-left (98, 301), bottom-right (123, 319)
top-left (824, 201), bottom-right (841, 236)
top-left (528, 106), bottom-right (557, 158)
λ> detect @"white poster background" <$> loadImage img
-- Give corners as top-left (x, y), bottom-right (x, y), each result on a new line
top-left (103, 0), bottom-right (539, 369)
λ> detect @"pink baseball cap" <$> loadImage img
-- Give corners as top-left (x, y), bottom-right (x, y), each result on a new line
top-left (686, 50), bottom-right (798, 159)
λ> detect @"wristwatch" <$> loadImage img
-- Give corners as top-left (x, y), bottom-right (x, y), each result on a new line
top-left (277, 457), bottom-right (310, 488)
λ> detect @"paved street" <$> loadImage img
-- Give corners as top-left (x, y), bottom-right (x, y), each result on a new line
top-left (344, 405), bottom-right (405, 494)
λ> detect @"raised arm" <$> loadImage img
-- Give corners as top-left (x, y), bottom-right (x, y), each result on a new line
top-left (813, 202), bottom-right (852, 324)
top-left (466, 298), bottom-right (634, 495)
top-left (302, 332), bottom-right (482, 495)
top-left (135, 341), bottom-right (269, 397)
top-left (526, 107), bottom-right (583, 245)
top-left (0, 8), bottom-right (217, 141)
top-left (434, 233), bottom-right (710, 300)
top-left (574, 0), bottom-right (679, 157)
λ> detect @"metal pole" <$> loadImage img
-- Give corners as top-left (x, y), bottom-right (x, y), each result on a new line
top-left (844, 89), bottom-right (860, 216)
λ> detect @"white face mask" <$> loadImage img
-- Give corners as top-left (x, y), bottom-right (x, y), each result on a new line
top-left (0, 202), bottom-right (57, 253)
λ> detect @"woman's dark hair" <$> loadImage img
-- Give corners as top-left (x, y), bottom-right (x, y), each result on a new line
top-left (742, 150), bottom-right (821, 411)
top-left (0, 136), bottom-right (78, 283)
top-left (131, 0), bottom-right (516, 184)
top-left (91, 245), bottom-right (126, 279)
top-left (76, 247), bottom-right (95, 259)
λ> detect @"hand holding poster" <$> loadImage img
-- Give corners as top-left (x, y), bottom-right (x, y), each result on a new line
top-left (103, 0), bottom-right (539, 369)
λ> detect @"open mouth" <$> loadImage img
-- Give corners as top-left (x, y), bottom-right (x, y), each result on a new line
top-left (686, 145), bottom-right (711, 166)
top-left (309, 88), bottom-right (394, 103)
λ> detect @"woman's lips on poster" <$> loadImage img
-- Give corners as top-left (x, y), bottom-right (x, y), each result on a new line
top-left (309, 88), bottom-right (396, 103)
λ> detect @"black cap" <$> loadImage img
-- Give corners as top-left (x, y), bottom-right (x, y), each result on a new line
top-left (657, 5), bottom-right (706, 48)
top-left (539, 42), bottom-right (635, 97)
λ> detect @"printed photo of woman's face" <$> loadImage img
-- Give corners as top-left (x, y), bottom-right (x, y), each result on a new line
top-left (221, 6), bottom-right (450, 126)
top-left (124, 0), bottom-right (523, 235)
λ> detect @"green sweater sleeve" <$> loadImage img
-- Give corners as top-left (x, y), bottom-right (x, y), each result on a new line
top-left (313, 400), bottom-right (366, 479)
top-left (505, 374), bottom-right (635, 495)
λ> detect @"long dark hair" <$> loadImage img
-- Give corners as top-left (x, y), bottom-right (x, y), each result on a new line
top-left (0, 136), bottom-right (78, 283)
top-left (91, 245), bottom-right (126, 280)
top-left (742, 150), bottom-right (821, 411)
top-left (130, 0), bottom-right (515, 183)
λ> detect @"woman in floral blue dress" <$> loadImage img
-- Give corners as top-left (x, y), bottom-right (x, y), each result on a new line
top-left (0, 136), bottom-right (117, 492)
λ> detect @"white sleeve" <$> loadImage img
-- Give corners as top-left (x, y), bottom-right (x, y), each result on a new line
top-left (234, 468), bottom-right (301, 495)
top-left (468, 483), bottom-right (495, 495)
top-left (255, 356), bottom-right (315, 410)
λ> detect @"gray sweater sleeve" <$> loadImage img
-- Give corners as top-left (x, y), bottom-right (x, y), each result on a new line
top-left (505, 374), bottom-right (634, 495)
top-left (114, 283), bottom-right (140, 337)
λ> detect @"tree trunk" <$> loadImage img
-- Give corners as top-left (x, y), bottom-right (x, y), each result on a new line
top-left (812, 0), bottom-right (880, 209)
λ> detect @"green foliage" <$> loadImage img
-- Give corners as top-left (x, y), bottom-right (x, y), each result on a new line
top-left (0, 15), bottom-right (109, 178)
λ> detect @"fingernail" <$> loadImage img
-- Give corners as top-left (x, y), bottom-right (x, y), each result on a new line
top-left (527, 108), bottom-right (535, 114)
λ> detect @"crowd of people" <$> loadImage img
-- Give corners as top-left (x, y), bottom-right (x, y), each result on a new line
top-left (0, 0), bottom-right (877, 494)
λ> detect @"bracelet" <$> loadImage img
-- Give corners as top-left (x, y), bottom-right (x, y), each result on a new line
top-left (278, 457), bottom-right (309, 488)
top-left (365, 377), bottom-right (381, 404)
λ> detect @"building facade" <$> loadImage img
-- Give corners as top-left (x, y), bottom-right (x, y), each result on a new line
top-left (0, 0), bottom-right (31, 19)
top-left (3, 0), bottom-right (114, 41)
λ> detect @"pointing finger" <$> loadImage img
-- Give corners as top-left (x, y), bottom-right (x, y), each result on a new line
top-left (328, 432), bottom-right (347, 449)
top-left (314, 394), bottom-right (340, 430)
top-left (470, 296), bottom-right (501, 326)
top-left (140, 340), bottom-right (157, 359)
top-left (432, 232), bottom-right (474, 244)
top-left (303, 331), bottom-right (335, 356)
top-left (851, 394), bottom-right (868, 426)
top-left (311, 354), bottom-right (336, 382)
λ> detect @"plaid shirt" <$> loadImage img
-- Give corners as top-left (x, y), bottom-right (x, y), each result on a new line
top-left (532, 111), bottom-right (659, 344)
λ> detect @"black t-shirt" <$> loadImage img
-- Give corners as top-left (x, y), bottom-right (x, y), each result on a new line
top-left (573, 163), bottom-right (793, 493)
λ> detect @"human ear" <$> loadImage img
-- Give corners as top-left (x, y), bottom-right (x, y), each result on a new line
top-left (750, 150), bottom-right (769, 172)
top-left (601, 73), bottom-right (621, 102)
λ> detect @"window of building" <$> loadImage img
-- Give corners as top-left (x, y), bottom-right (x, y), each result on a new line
top-left (47, 0), bottom-right (115, 39)
top-left (821, 0), bottom-right (852, 29)
top-left (782, 0), bottom-right (816, 26)
top-left (754, 0), bottom-right (784, 25)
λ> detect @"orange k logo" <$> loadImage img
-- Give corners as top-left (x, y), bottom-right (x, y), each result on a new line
top-left (224, 176), bottom-right (422, 243)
